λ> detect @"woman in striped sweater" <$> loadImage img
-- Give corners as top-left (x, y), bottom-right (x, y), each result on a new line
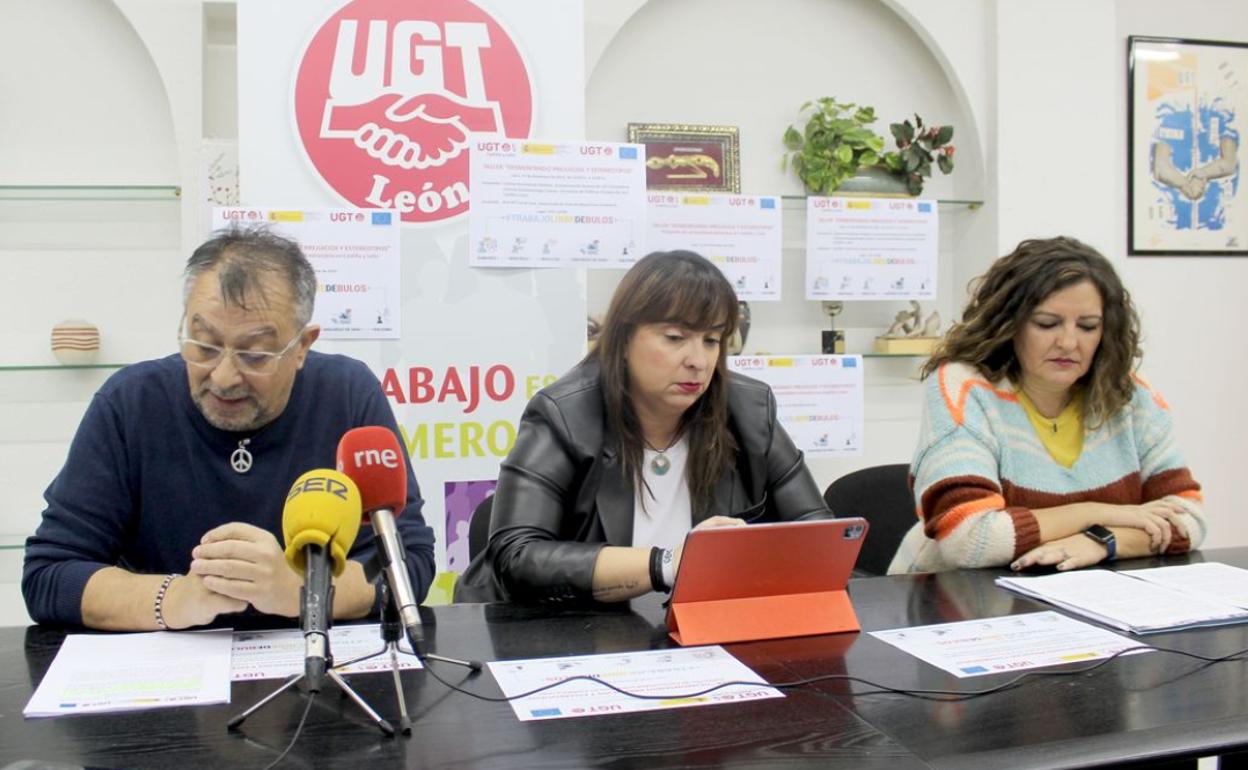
top-left (888, 237), bottom-right (1205, 574)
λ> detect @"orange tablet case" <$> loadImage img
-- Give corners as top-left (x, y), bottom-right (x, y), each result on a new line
top-left (664, 518), bottom-right (868, 646)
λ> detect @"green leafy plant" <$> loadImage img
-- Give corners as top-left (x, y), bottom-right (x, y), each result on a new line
top-left (881, 114), bottom-right (955, 196)
top-left (782, 97), bottom-right (886, 195)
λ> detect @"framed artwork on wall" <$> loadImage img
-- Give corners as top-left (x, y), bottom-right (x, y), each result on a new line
top-left (1128, 35), bottom-right (1248, 256)
top-left (627, 123), bottom-right (741, 193)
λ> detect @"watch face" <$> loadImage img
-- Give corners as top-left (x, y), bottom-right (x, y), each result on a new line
top-left (1085, 525), bottom-right (1114, 542)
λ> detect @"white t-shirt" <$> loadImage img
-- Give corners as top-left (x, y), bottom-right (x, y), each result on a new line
top-left (631, 435), bottom-right (693, 550)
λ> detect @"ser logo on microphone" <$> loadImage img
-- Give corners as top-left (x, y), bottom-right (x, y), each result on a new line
top-left (286, 476), bottom-right (353, 501)
top-left (351, 448), bottom-right (401, 469)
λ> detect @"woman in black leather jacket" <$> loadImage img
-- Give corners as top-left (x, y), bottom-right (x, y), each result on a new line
top-left (455, 251), bottom-right (831, 604)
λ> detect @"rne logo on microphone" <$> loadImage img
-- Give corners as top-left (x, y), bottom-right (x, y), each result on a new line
top-left (287, 476), bottom-right (353, 501)
top-left (353, 448), bottom-right (400, 469)
top-left (292, 0), bottom-right (534, 225)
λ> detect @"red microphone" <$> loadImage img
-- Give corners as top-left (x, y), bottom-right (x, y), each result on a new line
top-left (336, 427), bottom-right (423, 636)
top-left (336, 426), bottom-right (406, 523)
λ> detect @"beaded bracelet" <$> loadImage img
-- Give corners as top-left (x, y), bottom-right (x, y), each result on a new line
top-left (154, 573), bottom-right (181, 630)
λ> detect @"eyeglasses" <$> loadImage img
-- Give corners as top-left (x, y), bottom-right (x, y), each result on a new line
top-left (177, 326), bottom-right (307, 376)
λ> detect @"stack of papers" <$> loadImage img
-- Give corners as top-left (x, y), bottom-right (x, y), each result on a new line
top-left (996, 562), bottom-right (1248, 634)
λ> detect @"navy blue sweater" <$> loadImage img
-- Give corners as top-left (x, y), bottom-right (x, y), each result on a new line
top-left (23, 351), bottom-right (435, 627)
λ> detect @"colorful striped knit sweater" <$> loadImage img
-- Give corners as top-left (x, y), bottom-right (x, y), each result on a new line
top-left (888, 362), bottom-right (1206, 574)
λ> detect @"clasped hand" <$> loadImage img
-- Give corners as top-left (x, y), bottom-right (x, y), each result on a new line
top-left (184, 522), bottom-right (303, 622)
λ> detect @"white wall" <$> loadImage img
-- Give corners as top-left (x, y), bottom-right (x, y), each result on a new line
top-left (2, 0), bottom-right (1246, 626)
top-left (1111, 0), bottom-right (1248, 547)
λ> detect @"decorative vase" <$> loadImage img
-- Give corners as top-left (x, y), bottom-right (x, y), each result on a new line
top-left (833, 165), bottom-right (913, 197)
top-left (51, 319), bottom-right (100, 364)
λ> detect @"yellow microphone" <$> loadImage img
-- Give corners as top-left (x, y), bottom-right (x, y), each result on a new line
top-left (281, 469), bottom-right (361, 691)
top-left (283, 469), bottom-right (361, 576)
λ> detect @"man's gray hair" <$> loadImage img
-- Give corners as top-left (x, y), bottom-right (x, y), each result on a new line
top-left (183, 226), bottom-right (317, 328)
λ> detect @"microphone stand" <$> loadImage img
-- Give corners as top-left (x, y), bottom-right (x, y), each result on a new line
top-left (369, 510), bottom-right (481, 674)
top-left (227, 595), bottom-right (396, 737)
top-left (334, 581), bottom-right (413, 734)
top-left (334, 533), bottom-right (484, 735)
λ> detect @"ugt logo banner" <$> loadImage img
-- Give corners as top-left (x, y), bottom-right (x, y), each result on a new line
top-left (293, 0), bottom-right (535, 226)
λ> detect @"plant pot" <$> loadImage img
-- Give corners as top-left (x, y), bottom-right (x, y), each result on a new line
top-left (831, 166), bottom-right (913, 198)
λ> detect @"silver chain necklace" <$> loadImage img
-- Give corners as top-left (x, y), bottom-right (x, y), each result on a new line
top-left (230, 438), bottom-right (253, 474)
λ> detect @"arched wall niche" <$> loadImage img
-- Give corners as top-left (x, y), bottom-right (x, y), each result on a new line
top-left (0, 0), bottom-right (178, 184)
top-left (583, 0), bottom-right (989, 350)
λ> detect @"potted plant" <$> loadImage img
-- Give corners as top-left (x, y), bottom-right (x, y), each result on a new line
top-left (782, 97), bottom-right (886, 195)
top-left (881, 114), bottom-right (955, 196)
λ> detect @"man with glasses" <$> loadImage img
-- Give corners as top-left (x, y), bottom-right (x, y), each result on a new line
top-left (22, 227), bottom-right (435, 630)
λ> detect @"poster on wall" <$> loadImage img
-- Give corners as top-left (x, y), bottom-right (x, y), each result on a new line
top-left (805, 196), bottom-right (937, 300)
top-left (644, 192), bottom-right (782, 300)
top-left (468, 139), bottom-right (646, 268)
top-left (727, 355), bottom-right (864, 456)
top-left (239, 0), bottom-right (587, 588)
top-left (1128, 36), bottom-right (1248, 255)
top-left (212, 207), bottom-right (400, 339)
top-left (443, 479), bottom-right (496, 575)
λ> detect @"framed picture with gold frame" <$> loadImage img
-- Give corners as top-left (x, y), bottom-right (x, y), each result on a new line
top-left (627, 123), bottom-right (741, 193)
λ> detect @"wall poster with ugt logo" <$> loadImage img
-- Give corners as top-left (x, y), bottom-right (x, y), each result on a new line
top-left (292, 0), bottom-right (536, 226)
top-left (239, 0), bottom-right (585, 579)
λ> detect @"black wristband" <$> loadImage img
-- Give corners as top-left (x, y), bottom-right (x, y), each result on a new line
top-left (648, 546), bottom-right (667, 592)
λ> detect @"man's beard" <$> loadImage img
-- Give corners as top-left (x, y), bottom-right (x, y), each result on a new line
top-left (193, 384), bottom-right (267, 432)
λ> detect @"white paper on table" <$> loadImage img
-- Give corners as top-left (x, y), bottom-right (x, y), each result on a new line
top-left (468, 138), bottom-right (647, 269)
top-left (804, 196), bottom-right (938, 300)
top-left (727, 355), bottom-right (864, 455)
top-left (1125, 563), bottom-right (1248, 609)
top-left (487, 645), bottom-right (782, 721)
top-left (995, 569), bottom-right (1248, 634)
top-left (870, 611), bottom-right (1149, 678)
top-left (24, 630), bottom-right (234, 718)
top-left (212, 207), bottom-right (401, 340)
top-left (231, 624), bottom-right (422, 681)
top-left (644, 192), bottom-right (783, 300)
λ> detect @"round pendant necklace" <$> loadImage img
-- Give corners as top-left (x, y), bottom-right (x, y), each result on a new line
top-left (645, 435), bottom-right (678, 476)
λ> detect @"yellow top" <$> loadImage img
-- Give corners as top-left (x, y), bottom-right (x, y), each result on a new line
top-left (1016, 389), bottom-right (1084, 468)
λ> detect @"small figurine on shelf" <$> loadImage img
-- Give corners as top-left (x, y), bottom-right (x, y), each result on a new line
top-left (821, 301), bottom-right (845, 354)
top-left (876, 301), bottom-right (942, 355)
top-left (883, 301), bottom-right (921, 337)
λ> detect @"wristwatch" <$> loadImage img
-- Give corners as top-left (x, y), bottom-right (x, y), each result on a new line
top-left (1083, 524), bottom-right (1117, 561)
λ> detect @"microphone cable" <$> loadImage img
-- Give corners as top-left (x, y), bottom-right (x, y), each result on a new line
top-left (408, 641), bottom-right (1248, 704)
top-left (260, 691), bottom-right (316, 770)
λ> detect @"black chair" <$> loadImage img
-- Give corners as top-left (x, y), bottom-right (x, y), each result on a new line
top-left (467, 495), bottom-right (494, 561)
top-left (823, 464), bottom-right (914, 576)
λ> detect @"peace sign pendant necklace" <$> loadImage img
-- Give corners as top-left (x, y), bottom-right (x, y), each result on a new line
top-left (230, 438), bottom-right (253, 474)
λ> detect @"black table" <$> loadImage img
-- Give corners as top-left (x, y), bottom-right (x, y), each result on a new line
top-left (3, 549), bottom-right (1248, 769)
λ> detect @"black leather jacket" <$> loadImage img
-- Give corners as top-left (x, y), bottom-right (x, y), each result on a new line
top-left (454, 360), bottom-right (832, 604)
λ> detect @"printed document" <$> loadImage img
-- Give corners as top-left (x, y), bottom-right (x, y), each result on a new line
top-left (25, 630), bottom-right (233, 718)
top-left (871, 611), bottom-right (1147, 678)
top-left (488, 645), bottom-right (782, 721)
top-left (231, 623), bottom-right (422, 681)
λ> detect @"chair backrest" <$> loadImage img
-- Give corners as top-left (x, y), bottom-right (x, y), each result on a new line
top-left (468, 495), bottom-right (494, 561)
top-left (823, 464), bottom-right (914, 576)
